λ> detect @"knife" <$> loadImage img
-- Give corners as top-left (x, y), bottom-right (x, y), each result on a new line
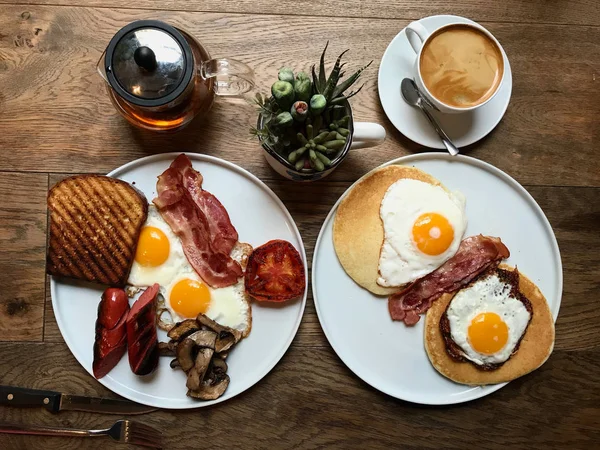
top-left (0, 386), bottom-right (156, 415)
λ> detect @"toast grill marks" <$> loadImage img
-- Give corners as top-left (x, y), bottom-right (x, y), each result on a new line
top-left (439, 267), bottom-right (534, 371)
top-left (47, 175), bottom-right (148, 286)
top-left (153, 156), bottom-right (242, 288)
top-left (388, 235), bottom-right (510, 326)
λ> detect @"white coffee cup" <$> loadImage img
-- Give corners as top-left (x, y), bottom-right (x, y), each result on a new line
top-left (406, 21), bottom-right (506, 114)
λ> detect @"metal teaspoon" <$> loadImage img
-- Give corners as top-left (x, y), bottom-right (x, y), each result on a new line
top-left (401, 78), bottom-right (459, 156)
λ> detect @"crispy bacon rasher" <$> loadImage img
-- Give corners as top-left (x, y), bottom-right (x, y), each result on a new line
top-left (170, 154), bottom-right (238, 255)
top-left (153, 155), bottom-right (242, 288)
top-left (388, 235), bottom-right (510, 326)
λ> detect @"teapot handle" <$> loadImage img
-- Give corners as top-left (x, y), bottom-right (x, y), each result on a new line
top-left (96, 50), bottom-right (109, 83)
top-left (201, 58), bottom-right (255, 97)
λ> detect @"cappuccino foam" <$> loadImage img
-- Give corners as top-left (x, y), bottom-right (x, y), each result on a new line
top-left (420, 25), bottom-right (504, 108)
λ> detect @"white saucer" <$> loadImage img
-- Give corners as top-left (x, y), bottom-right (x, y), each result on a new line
top-left (378, 15), bottom-right (513, 149)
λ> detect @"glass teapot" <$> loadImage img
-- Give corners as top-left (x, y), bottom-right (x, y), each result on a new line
top-left (97, 20), bottom-right (254, 132)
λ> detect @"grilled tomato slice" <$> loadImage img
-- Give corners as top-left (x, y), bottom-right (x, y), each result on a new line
top-left (244, 240), bottom-right (305, 302)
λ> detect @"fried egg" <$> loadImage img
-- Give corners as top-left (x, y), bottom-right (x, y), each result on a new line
top-left (159, 246), bottom-right (251, 336)
top-left (377, 179), bottom-right (466, 287)
top-left (128, 205), bottom-right (252, 336)
top-left (446, 272), bottom-right (531, 366)
top-left (127, 205), bottom-right (187, 287)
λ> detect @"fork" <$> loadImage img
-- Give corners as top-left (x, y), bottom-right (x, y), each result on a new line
top-left (0, 419), bottom-right (162, 448)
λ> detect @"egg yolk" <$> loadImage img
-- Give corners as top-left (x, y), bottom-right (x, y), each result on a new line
top-left (170, 278), bottom-right (211, 319)
top-left (468, 312), bottom-right (509, 354)
top-left (135, 226), bottom-right (170, 267)
top-left (411, 212), bottom-right (454, 256)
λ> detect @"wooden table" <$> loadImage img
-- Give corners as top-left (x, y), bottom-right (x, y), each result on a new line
top-left (0, 1), bottom-right (599, 448)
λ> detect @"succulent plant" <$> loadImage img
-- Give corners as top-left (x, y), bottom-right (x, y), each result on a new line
top-left (291, 101), bottom-right (309, 122)
top-left (294, 72), bottom-right (312, 102)
top-left (310, 94), bottom-right (326, 115)
top-left (278, 67), bottom-right (295, 84)
top-left (252, 42), bottom-right (371, 174)
top-left (311, 42), bottom-right (372, 106)
top-left (286, 119), bottom-right (347, 171)
top-left (272, 111), bottom-right (293, 129)
top-left (328, 116), bottom-right (350, 136)
top-left (271, 81), bottom-right (295, 111)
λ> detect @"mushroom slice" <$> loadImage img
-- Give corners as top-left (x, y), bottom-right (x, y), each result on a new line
top-left (186, 330), bottom-right (217, 349)
top-left (176, 339), bottom-right (196, 372)
top-left (186, 348), bottom-right (214, 391)
top-left (215, 333), bottom-right (237, 353)
top-left (211, 355), bottom-right (228, 374)
top-left (158, 341), bottom-right (177, 356)
top-left (186, 369), bottom-right (201, 392)
top-left (196, 313), bottom-right (242, 341)
top-left (196, 313), bottom-right (242, 351)
top-left (168, 319), bottom-right (201, 341)
top-left (170, 358), bottom-right (181, 369)
top-left (187, 373), bottom-right (230, 400)
top-left (167, 319), bottom-right (201, 341)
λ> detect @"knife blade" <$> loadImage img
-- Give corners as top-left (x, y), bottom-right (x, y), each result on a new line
top-left (0, 385), bottom-right (155, 415)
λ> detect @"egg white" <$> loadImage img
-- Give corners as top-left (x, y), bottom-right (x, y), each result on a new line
top-left (127, 205), bottom-right (188, 288)
top-left (161, 253), bottom-right (251, 336)
top-left (377, 179), bottom-right (466, 287)
top-left (446, 273), bottom-right (531, 365)
top-left (127, 206), bottom-right (252, 336)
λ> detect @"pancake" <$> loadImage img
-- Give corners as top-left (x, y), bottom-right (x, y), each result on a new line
top-left (424, 264), bottom-right (555, 385)
top-left (333, 165), bottom-right (443, 296)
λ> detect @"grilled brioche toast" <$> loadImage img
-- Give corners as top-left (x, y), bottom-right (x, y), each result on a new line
top-left (47, 175), bottom-right (148, 286)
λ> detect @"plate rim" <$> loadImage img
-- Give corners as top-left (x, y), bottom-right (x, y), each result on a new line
top-left (50, 152), bottom-right (308, 409)
top-left (377, 14), bottom-right (513, 149)
top-left (311, 153), bottom-right (563, 405)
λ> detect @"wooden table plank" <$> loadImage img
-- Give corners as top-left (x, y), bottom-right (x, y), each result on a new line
top-left (0, 6), bottom-right (599, 186)
top-left (528, 186), bottom-right (600, 352)
top-left (1, 1), bottom-right (598, 26)
top-left (0, 172), bottom-right (47, 342)
top-left (0, 342), bottom-right (598, 449)
top-left (1, 2), bottom-right (599, 448)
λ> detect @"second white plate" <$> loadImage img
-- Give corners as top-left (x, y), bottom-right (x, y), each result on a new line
top-left (312, 154), bottom-right (561, 405)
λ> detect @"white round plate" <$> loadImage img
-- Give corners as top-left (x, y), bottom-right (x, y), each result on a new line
top-left (51, 153), bottom-right (307, 409)
top-left (378, 15), bottom-right (513, 149)
top-left (312, 154), bottom-right (562, 405)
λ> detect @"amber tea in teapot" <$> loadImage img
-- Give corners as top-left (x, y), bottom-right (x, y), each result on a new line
top-left (97, 20), bottom-right (254, 132)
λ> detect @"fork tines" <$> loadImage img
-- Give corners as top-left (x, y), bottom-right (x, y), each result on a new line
top-left (125, 420), bottom-right (163, 449)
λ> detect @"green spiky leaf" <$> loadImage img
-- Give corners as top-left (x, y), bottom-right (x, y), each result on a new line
top-left (331, 83), bottom-right (366, 107)
top-left (323, 50), bottom-right (348, 101)
top-left (318, 41), bottom-right (329, 91)
top-left (311, 65), bottom-right (322, 95)
top-left (252, 92), bottom-right (280, 118)
top-left (332, 60), bottom-right (372, 99)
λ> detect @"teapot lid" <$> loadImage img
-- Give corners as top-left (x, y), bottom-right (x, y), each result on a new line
top-left (105, 20), bottom-right (193, 107)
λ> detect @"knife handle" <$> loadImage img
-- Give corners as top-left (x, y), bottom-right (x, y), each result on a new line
top-left (0, 386), bottom-right (61, 413)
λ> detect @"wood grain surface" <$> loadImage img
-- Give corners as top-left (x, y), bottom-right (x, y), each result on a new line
top-left (0, 0), bottom-right (599, 448)
top-left (0, 173), bottom-right (47, 342)
top-left (0, 0), bottom-right (598, 26)
top-left (0, 6), bottom-right (599, 185)
top-left (0, 342), bottom-right (599, 449)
